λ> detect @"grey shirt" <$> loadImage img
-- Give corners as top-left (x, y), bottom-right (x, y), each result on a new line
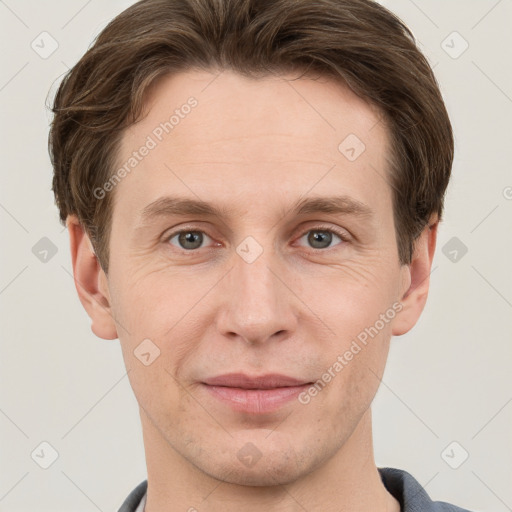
top-left (118, 467), bottom-right (474, 512)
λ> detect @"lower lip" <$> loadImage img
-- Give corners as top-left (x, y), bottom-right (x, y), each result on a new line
top-left (202, 384), bottom-right (311, 414)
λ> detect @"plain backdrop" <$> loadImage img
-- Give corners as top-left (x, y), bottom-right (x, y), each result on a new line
top-left (0, 0), bottom-right (511, 510)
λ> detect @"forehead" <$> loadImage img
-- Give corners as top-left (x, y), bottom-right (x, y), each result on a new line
top-left (114, 68), bottom-right (392, 220)
top-left (123, 68), bottom-right (386, 156)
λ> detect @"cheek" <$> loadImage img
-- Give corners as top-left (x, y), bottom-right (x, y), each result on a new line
top-left (296, 257), bottom-right (400, 338)
top-left (295, 259), bottom-right (397, 405)
top-left (123, 356), bottom-right (194, 445)
top-left (308, 322), bottom-right (392, 429)
top-left (110, 268), bottom-right (214, 403)
top-left (111, 263), bottom-right (215, 337)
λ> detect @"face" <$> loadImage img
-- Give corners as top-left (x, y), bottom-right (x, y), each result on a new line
top-left (75, 69), bottom-right (430, 486)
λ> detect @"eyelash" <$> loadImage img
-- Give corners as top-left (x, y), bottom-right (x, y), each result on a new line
top-left (163, 225), bottom-right (350, 252)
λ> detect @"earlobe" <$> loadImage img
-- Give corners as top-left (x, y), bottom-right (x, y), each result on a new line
top-left (66, 215), bottom-right (118, 340)
top-left (392, 220), bottom-right (439, 336)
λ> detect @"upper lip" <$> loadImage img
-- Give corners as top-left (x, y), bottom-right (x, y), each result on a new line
top-left (203, 373), bottom-right (311, 389)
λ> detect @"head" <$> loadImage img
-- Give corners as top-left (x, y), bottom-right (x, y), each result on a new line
top-left (49, 0), bottom-right (453, 486)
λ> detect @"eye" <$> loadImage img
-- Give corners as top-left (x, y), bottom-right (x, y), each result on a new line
top-left (166, 229), bottom-right (214, 250)
top-left (296, 226), bottom-right (349, 250)
top-left (163, 225), bottom-right (349, 252)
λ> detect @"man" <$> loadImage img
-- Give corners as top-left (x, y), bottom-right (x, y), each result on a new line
top-left (49, 0), bottom-right (472, 510)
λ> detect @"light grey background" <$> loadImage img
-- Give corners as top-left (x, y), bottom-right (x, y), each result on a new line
top-left (1, 0), bottom-right (511, 510)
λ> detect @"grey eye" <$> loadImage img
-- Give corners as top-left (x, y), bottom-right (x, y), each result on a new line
top-left (169, 230), bottom-right (210, 250)
top-left (299, 229), bottom-right (343, 250)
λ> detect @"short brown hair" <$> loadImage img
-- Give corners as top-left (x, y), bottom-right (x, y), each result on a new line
top-left (49, 0), bottom-right (454, 274)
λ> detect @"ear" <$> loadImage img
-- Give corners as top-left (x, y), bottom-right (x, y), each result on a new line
top-left (392, 217), bottom-right (438, 336)
top-left (66, 215), bottom-right (118, 340)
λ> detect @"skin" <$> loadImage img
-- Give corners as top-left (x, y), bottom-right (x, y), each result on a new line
top-left (67, 69), bottom-right (438, 511)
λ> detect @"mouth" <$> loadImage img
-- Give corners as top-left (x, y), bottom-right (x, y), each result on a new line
top-left (201, 373), bottom-right (313, 414)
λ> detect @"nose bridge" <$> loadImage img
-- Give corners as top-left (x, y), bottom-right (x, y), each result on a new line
top-left (237, 248), bottom-right (278, 306)
top-left (219, 240), bottom-right (295, 343)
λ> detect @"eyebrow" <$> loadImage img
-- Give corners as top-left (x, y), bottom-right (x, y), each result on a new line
top-left (137, 194), bottom-right (374, 226)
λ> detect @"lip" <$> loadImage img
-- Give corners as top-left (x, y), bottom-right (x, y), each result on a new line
top-left (203, 373), bottom-right (309, 389)
top-left (201, 373), bottom-right (312, 414)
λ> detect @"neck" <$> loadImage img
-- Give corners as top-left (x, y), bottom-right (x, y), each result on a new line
top-left (140, 407), bottom-right (400, 512)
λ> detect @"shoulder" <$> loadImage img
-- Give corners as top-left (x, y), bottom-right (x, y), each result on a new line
top-left (378, 467), bottom-right (475, 512)
top-left (120, 471), bottom-right (476, 512)
top-left (118, 480), bottom-right (147, 512)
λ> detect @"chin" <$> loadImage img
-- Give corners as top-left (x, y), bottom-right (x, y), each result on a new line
top-left (206, 458), bottom-right (304, 487)
top-left (193, 435), bottom-right (325, 488)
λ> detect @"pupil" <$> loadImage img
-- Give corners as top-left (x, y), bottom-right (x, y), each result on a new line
top-left (177, 230), bottom-right (332, 250)
top-left (179, 231), bottom-right (202, 250)
top-left (309, 230), bottom-right (331, 249)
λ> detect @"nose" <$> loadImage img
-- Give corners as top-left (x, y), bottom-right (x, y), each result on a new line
top-left (215, 247), bottom-right (298, 345)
